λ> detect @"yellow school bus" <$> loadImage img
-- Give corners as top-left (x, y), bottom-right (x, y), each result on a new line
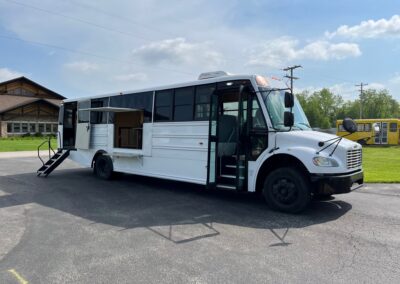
top-left (336, 118), bottom-right (400, 145)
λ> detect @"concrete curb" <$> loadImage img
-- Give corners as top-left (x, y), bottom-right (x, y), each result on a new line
top-left (0, 151), bottom-right (53, 159)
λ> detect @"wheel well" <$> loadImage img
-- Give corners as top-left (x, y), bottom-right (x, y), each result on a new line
top-left (91, 150), bottom-right (107, 168)
top-left (255, 154), bottom-right (310, 193)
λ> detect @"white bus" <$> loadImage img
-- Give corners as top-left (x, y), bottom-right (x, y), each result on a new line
top-left (39, 71), bottom-right (363, 213)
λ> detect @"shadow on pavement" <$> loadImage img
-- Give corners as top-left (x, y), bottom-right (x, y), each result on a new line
top-left (0, 168), bottom-right (352, 245)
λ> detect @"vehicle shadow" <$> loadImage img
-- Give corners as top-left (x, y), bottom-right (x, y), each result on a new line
top-left (0, 168), bottom-right (352, 245)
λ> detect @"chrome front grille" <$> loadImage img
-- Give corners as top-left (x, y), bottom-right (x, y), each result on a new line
top-left (347, 149), bottom-right (362, 169)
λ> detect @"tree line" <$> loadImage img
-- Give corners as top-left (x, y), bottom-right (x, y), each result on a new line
top-left (296, 88), bottom-right (400, 129)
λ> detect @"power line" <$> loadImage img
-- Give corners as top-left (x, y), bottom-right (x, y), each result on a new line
top-left (3, 0), bottom-right (154, 42)
top-left (66, 0), bottom-right (180, 39)
top-left (1, 0), bottom-right (260, 68)
top-left (355, 82), bottom-right (368, 119)
top-left (0, 34), bottom-right (195, 76)
top-left (283, 65), bottom-right (302, 93)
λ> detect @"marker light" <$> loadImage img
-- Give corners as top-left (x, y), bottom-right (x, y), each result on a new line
top-left (255, 75), bottom-right (269, 87)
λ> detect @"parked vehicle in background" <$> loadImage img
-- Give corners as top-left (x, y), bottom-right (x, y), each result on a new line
top-left (337, 118), bottom-right (400, 145)
top-left (38, 71), bottom-right (364, 213)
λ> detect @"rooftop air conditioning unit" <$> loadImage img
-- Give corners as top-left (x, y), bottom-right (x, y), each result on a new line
top-left (198, 71), bottom-right (230, 80)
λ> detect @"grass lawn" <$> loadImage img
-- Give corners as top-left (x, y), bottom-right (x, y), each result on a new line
top-left (0, 137), bottom-right (57, 152)
top-left (363, 146), bottom-right (400, 183)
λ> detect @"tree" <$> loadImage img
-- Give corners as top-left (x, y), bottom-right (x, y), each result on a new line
top-left (296, 88), bottom-right (343, 128)
top-left (296, 88), bottom-right (399, 129)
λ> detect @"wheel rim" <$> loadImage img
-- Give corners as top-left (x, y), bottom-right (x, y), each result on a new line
top-left (271, 177), bottom-right (298, 205)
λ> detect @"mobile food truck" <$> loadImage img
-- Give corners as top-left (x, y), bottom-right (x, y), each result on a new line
top-left (38, 72), bottom-right (363, 213)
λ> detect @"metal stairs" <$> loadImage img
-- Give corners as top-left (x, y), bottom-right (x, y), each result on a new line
top-left (36, 135), bottom-right (70, 177)
top-left (37, 149), bottom-right (70, 177)
top-left (216, 155), bottom-right (246, 190)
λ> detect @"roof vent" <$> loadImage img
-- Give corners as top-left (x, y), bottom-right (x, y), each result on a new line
top-left (198, 71), bottom-right (230, 80)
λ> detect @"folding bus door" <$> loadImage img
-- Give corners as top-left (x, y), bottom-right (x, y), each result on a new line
top-left (76, 100), bottom-right (91, 149)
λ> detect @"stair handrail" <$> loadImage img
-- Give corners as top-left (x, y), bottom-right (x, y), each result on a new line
top-left (37, 135), bottom-right (56, 166)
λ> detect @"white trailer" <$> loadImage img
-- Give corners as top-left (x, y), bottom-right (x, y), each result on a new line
top-left (38, 72), bottom-right (363, 213)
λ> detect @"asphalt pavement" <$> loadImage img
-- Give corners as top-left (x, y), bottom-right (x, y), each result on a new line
top-left (0, 156), bottom-right (399, 283)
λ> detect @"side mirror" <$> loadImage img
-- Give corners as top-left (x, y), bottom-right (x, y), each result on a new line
top-left (284, 111), bottom-right (294, 127)
top-left (343, 117), bottom-right (357, 134)
top-left (284, 91), bottom-right (294, 108)
top-left (372, 123), bottom-right (381, 134)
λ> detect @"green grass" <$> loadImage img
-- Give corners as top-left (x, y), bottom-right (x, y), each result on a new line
top-left (363, 146), bottom-right (400, 183)
top-left (0, 136), bottom-right (57, 152)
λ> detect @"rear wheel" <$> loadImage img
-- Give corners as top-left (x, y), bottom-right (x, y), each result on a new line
top-left (94, 155), bottom-right (114, 180)
top-left (263, 167), bottom-right (311, 213)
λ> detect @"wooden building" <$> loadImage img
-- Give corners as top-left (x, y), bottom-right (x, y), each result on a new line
top-left (0, 77), bottom-right (65, 137)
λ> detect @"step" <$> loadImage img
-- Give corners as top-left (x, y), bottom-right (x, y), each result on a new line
top-left (216, 184), bottom-right (236, 190)
top-left (225, 164), bottom-right (245, 169)
top-left (220, 174), bottom-right (235, 179)
top-left (220, 174), bottom-right (245, 179)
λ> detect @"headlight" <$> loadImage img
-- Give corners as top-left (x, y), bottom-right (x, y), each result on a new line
top-left (313, 156), bottom-right (339, 167)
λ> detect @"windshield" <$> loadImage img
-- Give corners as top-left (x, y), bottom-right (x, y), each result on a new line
top-left (260, 88), bottom-right (311, 131)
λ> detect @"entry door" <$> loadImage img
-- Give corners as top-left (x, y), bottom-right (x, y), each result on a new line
top-left (374, 122), bottom-right (388, 144)
top-left (235, 87), bottom-right (247, 191)
top-left (381, 122), bottom-right (388, 144)
top-left (76, 100), bottom-right (91, 150)
top-left (207, 91), bottom-right (219, 188)
top-left (61, 102), bottom-right (77, 149)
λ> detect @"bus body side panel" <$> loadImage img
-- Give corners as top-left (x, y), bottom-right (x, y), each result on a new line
top-left (112, 121), bottom-right (209, 185)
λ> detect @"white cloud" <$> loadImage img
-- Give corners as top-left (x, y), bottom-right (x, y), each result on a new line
top-left (389, 74), bottom-right (400, 85)
top-left (0, 67), bottom-right (24, 82)
top-left (64, 61), bottom-right (99, 72)
top-left (248, 37), bottom-right (361, 68)
top-left (132, 37), bottom-right (223, 67)
top-left (365, 82), bottom-right (386, 90)
top-left (114, 73), bottom-right (147, 82)
top-left (326, 15), bottom-right (400, 39)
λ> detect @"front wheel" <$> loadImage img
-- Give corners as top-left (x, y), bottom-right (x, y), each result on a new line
top-left (262, 167), bottom-right (311, 213)
top-left (94, 155), bottom-right (114, 180)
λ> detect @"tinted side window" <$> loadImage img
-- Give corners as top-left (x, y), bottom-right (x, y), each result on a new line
top-left (174, 87), bottom-right (194, 121)
top-left (78, 100), bottom-right (90, 123)
top-left (155, 89), bottom-right (173, 121)
top-left (390, 122), bottom-right (397, 132)
top-left (110, 92), bottom-right (153, 122)
top-left (91, 98), bottom-right (109, 124)
top-left (194, 84), bottom-right (215, 120)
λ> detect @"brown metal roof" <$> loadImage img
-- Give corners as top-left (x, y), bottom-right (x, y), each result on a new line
top-left (0, 76), bottom-right (66, 100)
top-left (0, 95), bottom-right (61, 114)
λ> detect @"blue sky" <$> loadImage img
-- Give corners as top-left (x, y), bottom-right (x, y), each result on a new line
top-left (0, 0), bottom-right (399, 100)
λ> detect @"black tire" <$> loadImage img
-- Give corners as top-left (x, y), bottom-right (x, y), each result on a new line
top-left (262, 167), bottom-right (311, 213)
top-left (94, 155), bottom-right (114, 180)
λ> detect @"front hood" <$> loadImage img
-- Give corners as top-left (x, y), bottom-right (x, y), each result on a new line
top-left (273, 130), bottom-right (362, 173)
top-left (275, 130), bottom-right (361, 151)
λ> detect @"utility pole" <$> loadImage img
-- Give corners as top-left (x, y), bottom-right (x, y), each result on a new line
top-left (283, 65), bottom-right (302, 94)
top-left (355, 82), bottom-right (368, 119)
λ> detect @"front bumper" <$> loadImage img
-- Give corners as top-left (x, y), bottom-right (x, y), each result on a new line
top-left (311, 170), bottom-right (364, 195)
